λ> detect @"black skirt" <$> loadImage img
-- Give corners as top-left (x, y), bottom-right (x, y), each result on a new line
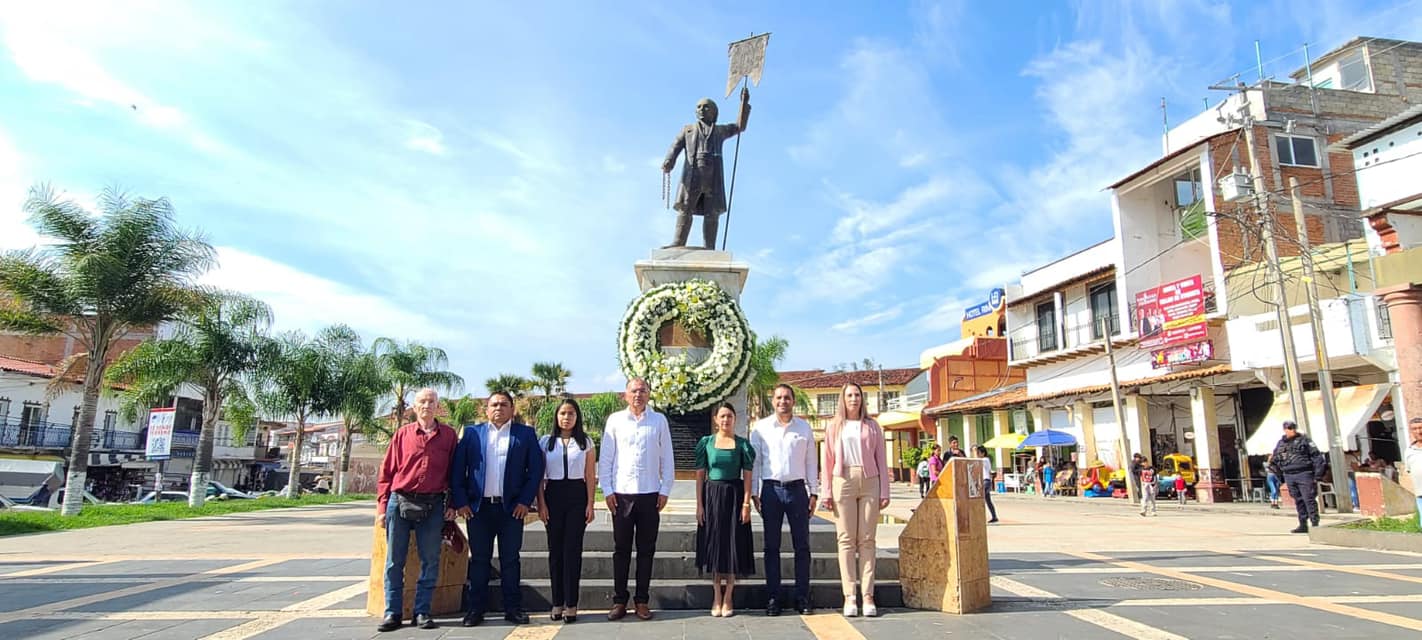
top-left (696, 479), bottom-right (755, 576)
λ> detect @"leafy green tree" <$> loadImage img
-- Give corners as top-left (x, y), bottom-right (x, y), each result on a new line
top-left (106, 295), bottom-right (271, 507)
top-left (372, 338), bottom-right (464, 427)
top-left (253, 326), bottom-right (354, 496)
top-left (0, 185), bottom-right (215, 515)
top-left (534, 392), bottom-right (620, 443)
top-left (746, 334), bottom-right (788, 419)
top-left (442, 395), bottom-right (484, 428)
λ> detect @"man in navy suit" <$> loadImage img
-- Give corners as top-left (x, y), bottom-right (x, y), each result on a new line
top-left (451, 390), bottom-right (545, 627)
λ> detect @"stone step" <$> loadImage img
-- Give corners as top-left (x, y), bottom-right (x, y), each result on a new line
top-left (513, 551), bottom-right (900, 581)
top-left (520, 526), bottom-right (845, 553)
top-left (471, 578), bottom-right (903, 611)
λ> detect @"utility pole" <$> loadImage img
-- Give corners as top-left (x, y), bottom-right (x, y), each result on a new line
top-left (1236, 91), bottom-right (1311, 434)
top-left (1290, 177), bottom-right (1353, 513)
top-left (1101, 317), bottom-right (1137, 504)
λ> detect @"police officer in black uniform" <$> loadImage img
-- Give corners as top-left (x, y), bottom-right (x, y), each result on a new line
top-left (1267, 421), bottom-right (1326, 533)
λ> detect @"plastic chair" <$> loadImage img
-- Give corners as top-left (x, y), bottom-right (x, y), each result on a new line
top-left (1317, 482), bottom-right (1338, 512)
top-left (1250, 487), bottom-right (1265, 503)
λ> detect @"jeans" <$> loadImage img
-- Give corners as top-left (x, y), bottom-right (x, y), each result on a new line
top-left (983, 480), bottom-right (998, 521)
top-left (465, 499), bottom-right (526, 614)
top-left (1266, 473), bottom-right (1280, 501)
top-left (760, 480), bottom-right (811, 604)
top-left (384, 494), bottom-right (446, 618)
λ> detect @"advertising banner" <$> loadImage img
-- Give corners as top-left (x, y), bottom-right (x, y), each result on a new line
top-left (144, 407), bottom-right (176, 461)
top-left (1150, 340), bottom-right (1214, 369)
top-left (1135, 274), bottom-right (1207, 349)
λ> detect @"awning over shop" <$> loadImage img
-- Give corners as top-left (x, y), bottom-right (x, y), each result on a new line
top-left (1245, 383), bottom-right (1394, 455)
top-left (88, 451), bottom-right (151, 467)
top-left (876, 410), bottom-right (922, 431)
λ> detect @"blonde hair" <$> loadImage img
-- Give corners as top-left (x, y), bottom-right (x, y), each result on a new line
top-left (829, 382), bottom-right (870, 433)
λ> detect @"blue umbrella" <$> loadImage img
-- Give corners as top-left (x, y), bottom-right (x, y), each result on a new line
top-left (1017, 429), bottom-right (1078, 449)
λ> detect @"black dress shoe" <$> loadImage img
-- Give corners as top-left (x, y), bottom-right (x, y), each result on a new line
top-left (504, 610), bottom-right (530, 624)
top-left (413, 613), bottom-right (437, 630)
top-left (1311, 517), bottom-right (1320, 527)
top-left (1291, 524), bottom-right (1308, 534)
top-left (796, 599), bottom-right (813, 615)
top-left (377, 615), bottom-right (401, 632)
top-left (765, 598), bottom-right (781, 616)
top-left (462, 612), bottom-right (484, 627)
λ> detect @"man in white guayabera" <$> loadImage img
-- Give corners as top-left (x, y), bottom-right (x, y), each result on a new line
top-left (599, 378), bottom-right (675, 621)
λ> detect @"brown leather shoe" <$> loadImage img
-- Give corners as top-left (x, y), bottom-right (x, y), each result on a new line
top-left (634, 603), bottom-right (653, 620)
top-left (607, 604), bottom-right (627, 621)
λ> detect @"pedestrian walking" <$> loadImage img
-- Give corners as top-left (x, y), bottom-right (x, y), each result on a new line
top-left (1138, 460), bottom-right (1158, 516)
top-left (1129, 453), bottom-right (1144, 504)
top-left (695, 403), bottom-right (756, 618)
top-left (750, 384), bottom-right (819, 617)
top-left (974, 445), bottom-right (998, 523)
top-left (1043, 459), bottom-right (1057, 497)
top-left (598, 378), bottom-right (676, 621)
top-left (451, 391), bottom-right (545, 627)
top-left (375, 388), bottom-right (457, 633)
top-left (1174, 474), bottom-right (1187, 508)
top-left (535, 399), bottom-right (596, 624)
top-left (1268, 420), bottom-right (1326, 533)
top-left (916, 457), bottom-right (931, 498)
top-left (820, 383), bottom-right (890, 618)
top-left (926, 444), bottom-right (943, 487)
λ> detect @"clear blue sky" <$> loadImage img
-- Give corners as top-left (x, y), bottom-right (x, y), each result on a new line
top-left (2, 1), bottom-right (1419, 392)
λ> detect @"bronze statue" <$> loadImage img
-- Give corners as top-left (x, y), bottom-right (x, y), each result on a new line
top-left (661, 87), bottom-right (751, 249)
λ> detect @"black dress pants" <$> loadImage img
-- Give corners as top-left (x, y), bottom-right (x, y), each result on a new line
top-left (1284, 472), bottom-right (1319, 524)
top-left (545, 479), bottom-right (588, 608)
top-left (611, 492), bottom-right (660, 605)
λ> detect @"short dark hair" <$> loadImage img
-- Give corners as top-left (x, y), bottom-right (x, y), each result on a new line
top-left (488, 390), bottom-right (515, 406)
top-left (772, 383), bottom-right (795, 396)
top-left (948, 436), bottom-right (959, 442)
top-left (1282, 420), bottom-right (1297, 430)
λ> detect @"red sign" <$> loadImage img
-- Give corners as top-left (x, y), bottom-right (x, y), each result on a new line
top-left (1151, 340), bottom-right (1213, 369)
top-left (1135, 274), bottom-right (1207, 349)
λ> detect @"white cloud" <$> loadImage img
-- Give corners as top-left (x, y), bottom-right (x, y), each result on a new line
top-left (909, 294), bottom-right (975, 334)
top-left (403, 120), bottom-right (447, 156)
top-left (0, 130), bottom-right (40, 251)
top-left (602, 155), bottom-right (627, 174)
top-left (201, 246), bottom-right (459, 344)
top-left (831, 305), bottom-right (904, 333)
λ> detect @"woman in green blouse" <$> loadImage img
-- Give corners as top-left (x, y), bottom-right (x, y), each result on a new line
top-left (695, 402), bottom-right (756, 617)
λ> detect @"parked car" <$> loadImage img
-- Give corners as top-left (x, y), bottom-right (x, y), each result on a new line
top-left (206, 481), bottom-right (254, 500)
top-left (131, 491), bottom-right (191, 504)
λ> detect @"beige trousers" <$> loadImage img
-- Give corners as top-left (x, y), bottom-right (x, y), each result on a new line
top-left (832, 465), bottom-right (880, 600)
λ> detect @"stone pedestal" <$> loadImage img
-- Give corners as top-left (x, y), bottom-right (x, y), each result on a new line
top-left (898, 458), bottom-right (991, 614)
top-left (366, 522), bottom-right (469, 618)
top-left (632, 249), bottom-right (752, 459)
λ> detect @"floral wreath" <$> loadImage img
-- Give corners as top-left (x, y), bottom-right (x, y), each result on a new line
top-left (617, 278), bottom-right (754, 414)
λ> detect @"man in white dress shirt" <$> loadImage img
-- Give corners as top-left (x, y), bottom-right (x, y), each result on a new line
top-left (598, 378), bottom-right (675, 621)
top-left (750, 383), bottom-right (819, 616)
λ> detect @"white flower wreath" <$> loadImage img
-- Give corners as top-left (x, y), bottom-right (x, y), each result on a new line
top-left (617, 278), bottom-right (754, 414)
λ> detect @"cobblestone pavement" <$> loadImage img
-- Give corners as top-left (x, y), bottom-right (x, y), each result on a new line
top-left (4, 493), bottom-right (1422, 639)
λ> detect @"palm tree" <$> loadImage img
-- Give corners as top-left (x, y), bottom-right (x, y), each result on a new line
top-left (0, 185), bottom-right (215, 515)
top-left (746, 334), bottom-right (790, 419)
top-left (485, 373), bottom-right (531, 398)
top-left (253, 326), bottom-right (353, 497)
top-left (529, 362), bottom-right (571, 401)
top-left (372, 338), bottom-right (464, 426)
top-left (442, 395), bottom-right (484, 428)
top-left (327, 339), bottom-right (385, 494)
top-left (106, 295), bottom-right (271, 507)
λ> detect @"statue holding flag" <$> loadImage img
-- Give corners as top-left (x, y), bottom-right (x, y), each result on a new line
top-left (660, 33), bottom-right (768, 250)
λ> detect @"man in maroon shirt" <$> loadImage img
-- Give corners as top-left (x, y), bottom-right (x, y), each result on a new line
top-left (376, 388), bottom-right (457, 632)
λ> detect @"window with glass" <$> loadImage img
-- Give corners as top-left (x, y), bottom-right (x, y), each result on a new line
top-left (103, 410), bottom-right (116, 431)
top-left (1036, 301), bottom-right (1058, 352)
top-left (879, 390), bottom-right (901, 412)
top-left (1275, 135), bottom-right (1319, 167)
top-left (1337, 49), bottom-right (1372, 92)
top-left (0, 398), bottom-right (9, 425)
top-left (1090, 282), bottom-right (1119, 339)
top-left (816, 393), bottom-right (838, 416)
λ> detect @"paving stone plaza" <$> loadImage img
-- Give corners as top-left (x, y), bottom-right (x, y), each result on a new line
top-left (4, 484), bottom-right (1422, 639)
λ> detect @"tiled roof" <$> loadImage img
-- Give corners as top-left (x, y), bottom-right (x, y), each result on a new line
top-left (924, 365), bottom-right (1234, 414)
top-left (776, 369), bottom-right (826, 384)
top-left (0, 355), bottom-right (56, 378)
top-left (786, 367), bottom-right (921, 390)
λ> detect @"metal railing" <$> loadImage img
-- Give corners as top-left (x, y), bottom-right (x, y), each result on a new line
top-left (885, 391), bottom-right (929, 412)
top-left (0, 418), bottom-right (143, 450)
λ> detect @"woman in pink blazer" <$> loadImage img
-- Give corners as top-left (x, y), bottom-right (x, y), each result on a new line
top-left (819, 382), bottom-right (891, 618)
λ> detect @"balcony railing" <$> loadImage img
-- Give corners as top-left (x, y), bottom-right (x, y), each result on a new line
top-left (0, 418), bottom-right (143, 450)
top-left (1010, 312), bottom-right (1119, 362)
top-left (885, 392), bottom-right (929, 412)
